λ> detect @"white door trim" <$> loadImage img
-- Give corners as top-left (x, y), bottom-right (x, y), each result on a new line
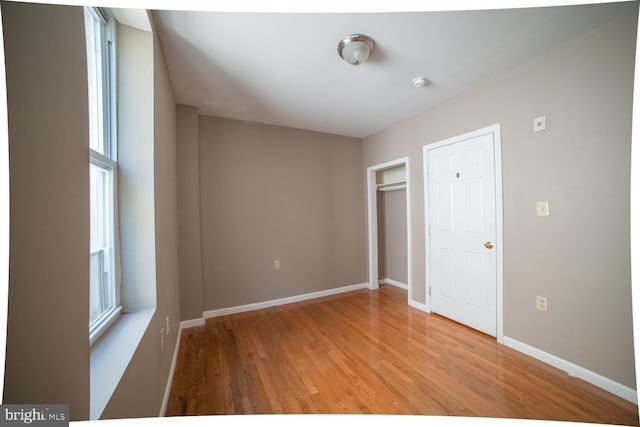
top-left (423, 124), bottom-right (504, 343)
top-left (366, 157), bottom-right (412, 306)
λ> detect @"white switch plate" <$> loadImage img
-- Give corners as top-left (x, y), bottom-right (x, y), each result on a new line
top-left (536, 201), bottom-right (549, 217)
top-left (534, 116), bottom-right (546, 132)
top-left (274, 259), bottom-right (280, 270)
top-left (536, 296), bottom-right (548, 311)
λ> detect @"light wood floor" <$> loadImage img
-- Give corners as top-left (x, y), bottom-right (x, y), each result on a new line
top-left (165, 285), bottom-right (639, 425)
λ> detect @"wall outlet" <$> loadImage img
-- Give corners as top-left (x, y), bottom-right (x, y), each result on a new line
top-left (536, 201), bottom-right (549, 217)
top-left (536, 296), bottom-right (548, 312)
top-left (274, 259), bottom-right (280, 270)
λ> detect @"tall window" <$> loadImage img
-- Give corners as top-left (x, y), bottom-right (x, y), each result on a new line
top-left (85, 7), bottom-right (120, 345)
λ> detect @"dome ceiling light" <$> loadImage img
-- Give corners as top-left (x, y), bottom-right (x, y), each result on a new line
top-left (337, 34), bottom-right (374, 66)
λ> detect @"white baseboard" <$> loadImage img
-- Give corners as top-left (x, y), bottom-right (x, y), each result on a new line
top-left (159, 323), bottom-right (184, 417)
top-left (180, 318), bottom-right (205, 329)
top-left (408, 298), bottom-right (429, 312)
top-left (203, 283), bottom-right (369, 319)
top-left (503, 336), bottom-right (637, 404)
top-left (378, 278), bottom-right (408, 290)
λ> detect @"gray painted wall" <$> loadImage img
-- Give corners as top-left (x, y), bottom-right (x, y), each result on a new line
top-left (176, 105), bottom-right (204, 321)
top-left (2, 3), bottom-right (90, 420)
top-left (117, 23), bottom-right (157, 312)
top-left (197, 116), bottom-right (366, 311)
top-left (2, 1), bottom-right (637, 418)
top-left (101, 17), bottom-right (181, 419)
top-left (363, 7), bottom-right (637, 388)
top-left (377, 189), bottom-right (408, 284)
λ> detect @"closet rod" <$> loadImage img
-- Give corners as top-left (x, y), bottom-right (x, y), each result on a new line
top-left (377, 184), bottom-right (406, 192)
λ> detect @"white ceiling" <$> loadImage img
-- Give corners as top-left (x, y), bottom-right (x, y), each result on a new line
top-left (151, 2), bottom-right (631, 138)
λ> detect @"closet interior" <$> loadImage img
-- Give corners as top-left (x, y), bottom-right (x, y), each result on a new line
top-left (376, 165), bottom-right (408, 289)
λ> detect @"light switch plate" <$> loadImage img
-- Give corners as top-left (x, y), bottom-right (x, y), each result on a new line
top-left (536, 296), bottom-right (548, 311)
top-left (536, 201), bottom-right (549, 217)
top-left (534, 116), bottom-right (546, 132)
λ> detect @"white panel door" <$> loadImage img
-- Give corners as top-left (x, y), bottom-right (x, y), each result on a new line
top-left (428, 132), bottom-right (497, 336)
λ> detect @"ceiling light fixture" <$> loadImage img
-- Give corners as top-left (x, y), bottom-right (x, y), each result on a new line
top-left (337, 34), bottom-right (374, 66)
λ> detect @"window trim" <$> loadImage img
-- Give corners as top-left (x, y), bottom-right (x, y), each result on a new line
top-left (87, 6), bottom-right (121, 346)
top-left (89, 305), bottom-right (123, 346)
top-left (89, 151), bottom-right (121, 346)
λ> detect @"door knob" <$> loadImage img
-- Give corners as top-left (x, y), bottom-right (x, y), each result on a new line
top-left (484, 242), bottom-right (494, 249)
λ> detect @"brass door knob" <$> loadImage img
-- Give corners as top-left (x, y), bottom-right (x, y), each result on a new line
top-left (484, 242), bottom-right (494, 249)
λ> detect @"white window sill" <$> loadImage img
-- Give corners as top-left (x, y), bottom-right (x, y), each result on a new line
top-left (90, 308), bottom-right (155, 420)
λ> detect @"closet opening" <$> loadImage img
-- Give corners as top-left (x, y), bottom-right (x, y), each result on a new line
top-left (376, 165), bottom-right (408, 291)
top-left (366, 157), bottom-right (411, 304)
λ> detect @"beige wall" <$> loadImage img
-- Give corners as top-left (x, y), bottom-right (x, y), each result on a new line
top-left (2, 3), bottom-right (90, 420)
top-left (197, 117), bottom-right (366, 311)
top-left (377, 189), bottom-right (408, 284)
top-left (363, 8), bottom-right (637, 388)
top-left (176, 105), bottom-right (204, 320)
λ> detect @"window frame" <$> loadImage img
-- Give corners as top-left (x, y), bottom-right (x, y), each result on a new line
top-left (86, 6), bottom-right (121, 346)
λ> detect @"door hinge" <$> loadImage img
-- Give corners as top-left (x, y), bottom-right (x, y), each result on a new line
top-left (428, 225), bottom-right (431, 236)
top-left (429, 286), bottom-right (431, 296)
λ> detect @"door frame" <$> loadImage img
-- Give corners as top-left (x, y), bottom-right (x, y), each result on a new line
top-left (422, 124), bottom-right (504, 343)
top-left (366, 157), bottom-right (412, 303)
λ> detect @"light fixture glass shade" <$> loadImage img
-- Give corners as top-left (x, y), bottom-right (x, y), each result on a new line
top-left (338, 34), bottom-right (374, 66)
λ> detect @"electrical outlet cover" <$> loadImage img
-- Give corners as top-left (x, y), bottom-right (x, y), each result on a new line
top-left (536, 201), bottom-right (549, 217)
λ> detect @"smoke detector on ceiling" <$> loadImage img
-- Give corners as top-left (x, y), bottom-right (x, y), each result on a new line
top-left (412, 76), bottom-right (430, 88)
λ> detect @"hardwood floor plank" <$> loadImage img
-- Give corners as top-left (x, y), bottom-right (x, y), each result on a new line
top-left (165, 285), bottom-right (639, 425)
